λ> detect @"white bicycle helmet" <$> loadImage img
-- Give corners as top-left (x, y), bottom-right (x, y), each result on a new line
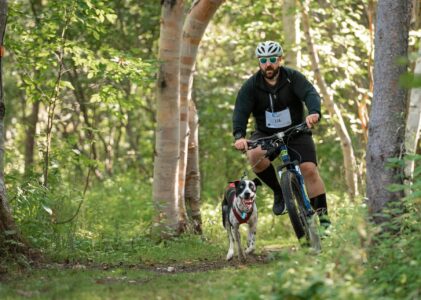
top-left (255, 41), bottom-right (283, 57)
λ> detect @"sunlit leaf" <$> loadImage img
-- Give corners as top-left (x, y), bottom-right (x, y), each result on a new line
top-left (42, 205), bottom-right (53, 215)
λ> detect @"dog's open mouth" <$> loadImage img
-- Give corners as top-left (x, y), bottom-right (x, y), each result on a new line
top-left (243, 198), bottom-right (254, 210)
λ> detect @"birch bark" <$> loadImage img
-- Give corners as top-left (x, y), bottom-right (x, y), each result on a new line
top-left (152, 0), bottom-right (185, 238)
top-left (299, 0), bottom-right (359, 201)
top-left (178, 0), bottom-right (224, 231)
top-left (184, 100), bottom-right (202, 233)
top-left (282, 0), bottom-right (301, 69)
top-left (404, 40), bottom-right (421, 185)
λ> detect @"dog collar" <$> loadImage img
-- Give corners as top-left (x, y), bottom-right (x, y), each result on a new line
top-left (233, 206), bottom-right (253, 224)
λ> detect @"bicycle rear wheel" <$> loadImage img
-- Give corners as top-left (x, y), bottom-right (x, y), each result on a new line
top-left (280, 170), bottom-right (321, 251)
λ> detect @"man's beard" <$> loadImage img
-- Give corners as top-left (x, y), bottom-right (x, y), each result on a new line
top-left (261, 66), bottom-right (279, 80)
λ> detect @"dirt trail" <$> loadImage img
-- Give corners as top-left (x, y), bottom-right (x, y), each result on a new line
top-left (38, 252), bottom-right (273, 275)
top-left (0, 246), bottom-right (289, 285)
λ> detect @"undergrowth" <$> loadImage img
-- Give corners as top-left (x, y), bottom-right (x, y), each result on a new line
top-left (2, 157), bottom-right (421, 299)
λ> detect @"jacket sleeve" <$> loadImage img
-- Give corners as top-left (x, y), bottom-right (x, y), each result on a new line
top-left (290, 70), bottom-right (322, 118)
top-left (232, 78), bottom-right (255, 138)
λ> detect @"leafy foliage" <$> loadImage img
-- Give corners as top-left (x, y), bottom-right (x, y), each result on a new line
top-left (1, 0), bottom-right (420, 299)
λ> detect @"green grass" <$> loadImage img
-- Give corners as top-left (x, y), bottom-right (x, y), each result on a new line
top-left (0, 199), bottom-right (367, 300)
top-left (3, 171), bottom-right (421, 300)
top-left (0, 262), bottom-right (282, 300)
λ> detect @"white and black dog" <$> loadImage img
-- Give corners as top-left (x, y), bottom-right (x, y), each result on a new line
top-left (222, 178), bottom-right (262, 261)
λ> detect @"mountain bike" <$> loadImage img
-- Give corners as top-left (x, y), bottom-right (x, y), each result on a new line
top-left (247, 123), bottom-right (322, 251)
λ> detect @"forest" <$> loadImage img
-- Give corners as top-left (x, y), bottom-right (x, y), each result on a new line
top-left (0, 0), bottom-right (420, 299)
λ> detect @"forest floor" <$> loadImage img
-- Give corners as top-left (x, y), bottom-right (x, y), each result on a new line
top-left (0, 246), bottom-right (288, 299)
top-left (15, 250), bottom-right (273, 275)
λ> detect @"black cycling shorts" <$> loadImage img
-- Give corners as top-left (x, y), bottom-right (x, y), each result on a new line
top-left (249, 130), bottom-right (318, 165)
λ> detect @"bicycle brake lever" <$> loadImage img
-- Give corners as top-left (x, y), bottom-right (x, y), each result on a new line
top-left (247, 142), bottom-right (257, 150)
top-left (265, 147), bottom-right (275, 157)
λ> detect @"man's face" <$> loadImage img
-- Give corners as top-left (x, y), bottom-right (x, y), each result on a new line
top-left (258, 56), bottom-right (281, 79)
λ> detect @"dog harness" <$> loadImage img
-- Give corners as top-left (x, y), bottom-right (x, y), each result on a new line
top-left (226, 182), bottom-right (254, 225)
top-left (233, 206), bottom-right (253, 224)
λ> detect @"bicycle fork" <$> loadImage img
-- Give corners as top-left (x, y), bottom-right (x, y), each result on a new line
top-left (277, 145), bottom-right (313, 216)
top-left (291, 166), bottom-right (313, 215)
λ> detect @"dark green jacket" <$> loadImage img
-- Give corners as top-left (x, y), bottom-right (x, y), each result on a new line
top-left (232, 66), bottom-right (321, 138)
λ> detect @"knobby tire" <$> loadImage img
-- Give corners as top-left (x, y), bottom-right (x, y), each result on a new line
top-left (280, 170), bottom-right (321, 251)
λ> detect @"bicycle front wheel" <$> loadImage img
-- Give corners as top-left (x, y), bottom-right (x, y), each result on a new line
top-left (280, 170), bottom-right (321, 251)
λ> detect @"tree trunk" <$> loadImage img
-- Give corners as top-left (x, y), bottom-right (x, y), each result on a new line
top-left (178, 0), bottom-right (223, 232)
top-left (299, 0), bottom-right (359, 201)
top-left (67, 68), bottom-right (104, 180)
top-left (282, 0), bottom-right (301, 69)
top-left (366, 0), bottom-right (412, 217)
top-left (357, 0), bottom-right (375, 143)
top-left (152, 0), bottom-right (185, 239)
top-left (185, 100), bottom-right (202, 234)
top-left (412, 0), bottom-right (420, 28)
top-left (23, 0), bottom-right (43, 176)
top-left (0, 0), bottom-right (28, 254)
top-left (24, 101), bottom-right (39, 175)
top-left (404, 40), bottom-right (421, 188)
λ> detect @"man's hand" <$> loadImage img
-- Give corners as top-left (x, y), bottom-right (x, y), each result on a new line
top-left (234, 138), bottom-right (248, 151)
top-left (306, 113), bottom-right (320, 128)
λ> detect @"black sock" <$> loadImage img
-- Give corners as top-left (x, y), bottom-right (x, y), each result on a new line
top-left (310, 193), bottom-right (329, 220)
top-left (255, 164), bottom-right (281, 193)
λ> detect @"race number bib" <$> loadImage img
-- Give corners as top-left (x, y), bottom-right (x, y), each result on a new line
top-left (265, 108), bottom-right (292, 128)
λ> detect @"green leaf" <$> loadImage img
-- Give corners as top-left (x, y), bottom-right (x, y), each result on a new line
top-left (59, 80), bottom-right (74, 90)
top-left (90, 93), bottom-right (101, 103)
top-left (105, 14), bottom-right (117, 24)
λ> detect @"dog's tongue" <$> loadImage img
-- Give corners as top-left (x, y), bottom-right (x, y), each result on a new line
top-left (244, 199), bottom-right (253, 209)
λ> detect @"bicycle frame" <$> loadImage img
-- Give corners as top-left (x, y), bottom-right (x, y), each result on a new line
top-left (246, 123), bottom-right (322, 249)
top-left (246, 122), bottom-right (315, 215)
top-left (277, 141), bottom-right (313, 213)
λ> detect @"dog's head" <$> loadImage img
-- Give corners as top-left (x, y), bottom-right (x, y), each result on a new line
top-left (234, 178), bottom-right (262, 211)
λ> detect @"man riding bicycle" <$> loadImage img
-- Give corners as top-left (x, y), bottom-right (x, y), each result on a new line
top-left (232, 40), bottom-right (330, 229)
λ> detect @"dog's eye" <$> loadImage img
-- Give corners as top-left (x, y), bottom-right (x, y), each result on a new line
top-left (249, 183), bottom-right (256, 191)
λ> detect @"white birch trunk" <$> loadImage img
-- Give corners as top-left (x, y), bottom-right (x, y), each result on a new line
top-left (178, 0), bottom-right (224, 231)
top-left (282, 0), bottom-right (301, 69)
top-left (185, 100), bottom-right (202, 233)
top-left (299, 1), bottom-right (359, 201)
top-left (404, 40), bottom-right (421, 184)
top-left (357, 0), bottom-right (375, 143)
top-left (152, 0), bottom-right (185, 239)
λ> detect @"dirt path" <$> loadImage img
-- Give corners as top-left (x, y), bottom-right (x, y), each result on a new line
top-left (32, 252), bottom-right (273, 276)
top-left (0, 246), bottom-right (289, 285)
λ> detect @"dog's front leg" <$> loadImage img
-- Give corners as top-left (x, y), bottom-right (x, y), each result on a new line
top-left (233, 226), bottom-right (246, 262)
top-left (245, 220), bottom-right (257, 254)
top-left (226, 223), bottom-right (235, 261)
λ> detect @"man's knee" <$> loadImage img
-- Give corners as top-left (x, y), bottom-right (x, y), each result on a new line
top-left (300, 162), bottom-right (319, 179)
top-left (250, 159), bottom-right (270, 173)
top-left (247, 148), bottom-right (269, 173)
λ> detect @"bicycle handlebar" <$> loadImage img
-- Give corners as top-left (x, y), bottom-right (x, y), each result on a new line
top-left (247, 122), bottom-right (311, 151)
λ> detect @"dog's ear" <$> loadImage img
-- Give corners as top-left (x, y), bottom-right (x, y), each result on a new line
top-left (253, 178), bottom-right (262, 187)
top-left (233, 180), bottom-right (241, 189)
